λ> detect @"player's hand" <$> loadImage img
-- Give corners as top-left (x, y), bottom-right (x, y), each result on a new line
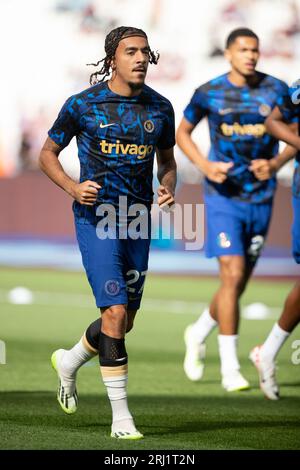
top-left (202, 161), bottom-right (233, 183)
top-left (249, 159), bottom-right (277, 181)
top-left (72, 180), bottom-right (101, 206)
top-left (157, 185), bottom-right (175, 212)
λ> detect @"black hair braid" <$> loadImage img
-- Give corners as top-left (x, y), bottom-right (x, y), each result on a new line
top-left (87, 26), bottom-right (159, 86)
top-left (86, 57), bottom-right (110, 85)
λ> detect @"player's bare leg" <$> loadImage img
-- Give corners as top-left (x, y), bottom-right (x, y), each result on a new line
top-left (184, 274), bottom-right (242, 383)
top-left (183, 305), bottom-right (217, 381)
top-left (184, 256), bottom-right (252, 387)
top-left (278, 282), bottom-right (300, 332)
top-left (216, 255), bottom-right (252, 391)
top-left (250, 282), bottom-right (300, 400)
top-left (100, 305), bottom-right (143, 440)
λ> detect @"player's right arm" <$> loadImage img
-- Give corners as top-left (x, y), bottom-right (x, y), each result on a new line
top-left (176, 117), bottom-right (233, 184)
top-left (39, 137), bottom-right (100, 206)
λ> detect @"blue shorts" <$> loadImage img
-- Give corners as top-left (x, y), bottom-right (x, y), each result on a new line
top-left (204, 194), bottom-right (273, 262)
top-left (75, 221), bottom-right (151, 309)
top-left (292, 196), bottom-right (300, 264)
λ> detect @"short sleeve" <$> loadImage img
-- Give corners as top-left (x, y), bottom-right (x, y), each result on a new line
top-left (183, 88), bottom-right (208, 126)
top-left (156, 102), bottom-right (176, 150)
top-left (48, 96), bottom-right (81, 149)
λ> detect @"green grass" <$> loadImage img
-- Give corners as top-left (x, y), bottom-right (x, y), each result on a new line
top-left (0, 268), bottom-right (299, 449)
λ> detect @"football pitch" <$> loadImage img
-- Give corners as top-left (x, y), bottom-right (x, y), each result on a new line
top-left (0, 267), bottom-right (299, 450)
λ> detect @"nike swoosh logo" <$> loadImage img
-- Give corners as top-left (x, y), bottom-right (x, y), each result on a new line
top-left (219, 108), bottom-right (234, 115)
top-left (99, 122), bottom-right (116, 128)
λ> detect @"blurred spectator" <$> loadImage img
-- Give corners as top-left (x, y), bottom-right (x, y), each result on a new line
top-left (19, 131), bottom-right (36, 171)
top-left (208, 0), bottom-right (249, 57)
top-left (79, 3), bottom-right (116, 34)
top-left (18, 109), bottom-right (49, 172)
top-left (56, 0), bottom-right (88, 13)
top-left (208, 0), bottom-right (300, 59)
top-left (266, 0), bottom-right (300, 59)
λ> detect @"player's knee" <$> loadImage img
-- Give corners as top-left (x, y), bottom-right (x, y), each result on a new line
top-left (101, 305), bottom-right (127, 337)
top-left (221, 269), bottom-right (245, 291)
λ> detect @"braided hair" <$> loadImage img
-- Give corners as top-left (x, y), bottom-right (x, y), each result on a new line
top-left (87, 26), bottom-right (159, 85)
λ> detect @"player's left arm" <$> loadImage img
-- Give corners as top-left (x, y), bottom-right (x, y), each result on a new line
top-left (249, 108), bottom-right (298, 181)
top-left (265, 106), bottom-right (300, 149)
top-left (156, 147), bottom-right (177, 210)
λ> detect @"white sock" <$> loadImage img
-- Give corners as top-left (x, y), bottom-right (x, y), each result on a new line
top-left (191, 308), bottom-right (218, 344)
top-left (260, 323), bottom-right (290, 362)
top-left (60, 337), bottom-right (95, 382)
top-left (218, 334), bottom-right (240, 375)
top-left (102, 374), bottom-right (136, 433)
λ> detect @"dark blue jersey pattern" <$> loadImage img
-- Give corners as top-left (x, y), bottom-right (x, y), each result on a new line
top-left (48, 81), bottom-right (175, 223)
top-left (277, 84), bottom-right (300, 198)
top-left (184, 72), bottom-right (289, 203)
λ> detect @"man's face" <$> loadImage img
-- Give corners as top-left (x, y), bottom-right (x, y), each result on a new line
top-left (225, 36), bottom-right (259, 77)
top-left (112, 36), bottom-right (150, 90)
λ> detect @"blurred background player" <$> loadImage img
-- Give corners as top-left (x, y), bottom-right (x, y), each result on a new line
top-left (39, 26), bottom-right (176, 439)
top-left (250, 83), bottom-right (300, 400)
top-left (176, 28), bottom-right (296, 392)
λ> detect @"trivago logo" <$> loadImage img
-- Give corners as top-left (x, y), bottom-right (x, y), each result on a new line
top-left (99, 140), bottom-right (154, 159)
top-left (221, 122), bottom-right (266, 138)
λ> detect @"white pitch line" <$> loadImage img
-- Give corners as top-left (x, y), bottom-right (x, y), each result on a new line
top-left (0, 289), bottom-right (281, 318)
top-left (0, 288), bottom-right (205, 314)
